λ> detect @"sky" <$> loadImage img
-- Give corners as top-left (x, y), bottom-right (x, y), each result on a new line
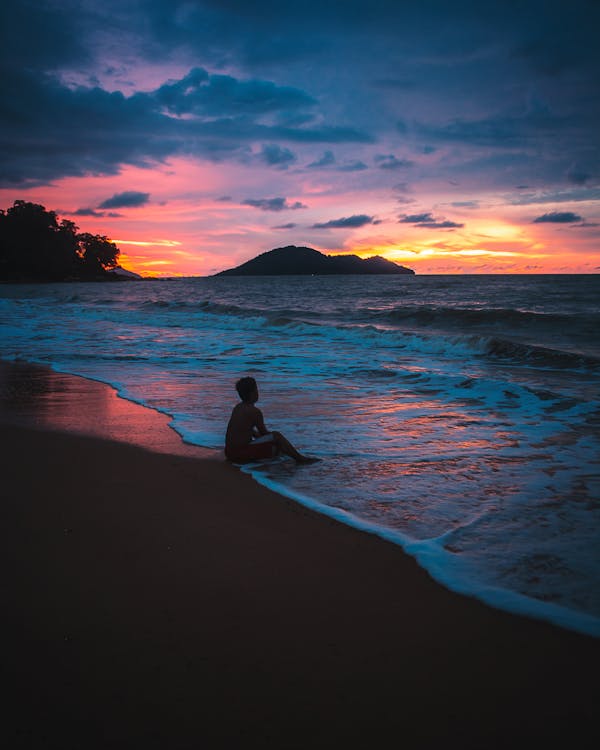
top-left (1, 0), bottom-right (599, 276)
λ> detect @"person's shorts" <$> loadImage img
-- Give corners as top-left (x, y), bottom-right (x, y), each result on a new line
top-left (225, 434), bottom-right (276, 462)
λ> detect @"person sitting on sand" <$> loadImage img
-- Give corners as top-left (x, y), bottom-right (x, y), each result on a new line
top-left (225, 376), bottom-right (318, 464)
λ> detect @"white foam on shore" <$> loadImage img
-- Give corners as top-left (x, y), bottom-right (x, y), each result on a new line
top-left (238, 462), bottom-right (600, 639)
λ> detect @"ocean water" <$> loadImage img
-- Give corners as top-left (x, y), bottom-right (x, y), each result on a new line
top-left (1, 274), bottom-right (599, 636)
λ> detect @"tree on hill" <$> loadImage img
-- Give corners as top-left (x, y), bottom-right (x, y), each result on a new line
top-left (215, 245), bottom-right (415, 276)
top-left (0, 200), bottom-right (121, 281)
top-left (77, 232), bottom-right (120, 274)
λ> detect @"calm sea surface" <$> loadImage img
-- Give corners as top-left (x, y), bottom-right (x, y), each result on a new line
top-left (1, 274), bottom-right (599, 635)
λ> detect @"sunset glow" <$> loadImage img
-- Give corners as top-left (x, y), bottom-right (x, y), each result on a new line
top-left (2, 1), bottom-right (599, 276)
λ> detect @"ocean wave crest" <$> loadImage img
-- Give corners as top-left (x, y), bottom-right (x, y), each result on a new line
top-left (378, 305), bottom-right (599, 332)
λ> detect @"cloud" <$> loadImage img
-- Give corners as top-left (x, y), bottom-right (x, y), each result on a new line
top-left (399, 213), bottom-right (434, 224)
top-left (271, 124), bottom-right (372, 143)
top-left (398, 104), bottom-right (576, 149)
top-left (373, 78), bottom-right (416, 90)
top-left (2, 0), bottom-right (599, 233)
top-left (99, 191), bottom-right (150, 209)
top-left (533, 211), bottom-right (583, 223)
top-left (312, 214), bottom-right (379, 229)
top-left (0, 0), bottom-right (89, 73)
top-left (374, 154), bottom-right (414, 170)
top-left (399, 212), bottom-right (464, 229)
top-left (508, 187), bottom-right (600, 205)
top-left (73, 208), bottom-right (106, 217)
top-left (273, 223), bottom-right (297, 229)
top-left (0, 66), bottom-right (372, 187)
top-left (305, 150), bottom-right (366, 172)
top-left (419, 220), bottom-right (464, 228)
top-left (307, 150), bottom-right (336, 168)
top-left (242, 197), bottom-right (307, 211)
top-left (140, 0), bottom-right (600, 97)
top-left (65, 207), bottom-right (123, 218)
top-left (338, 160), bottom-right (368, 172)
top-left (257, 144), bottom-right (296, 168)
top-left (567, 169), bottom-right (591, 185)
top-left (154, 67), bottom-right (316, 116)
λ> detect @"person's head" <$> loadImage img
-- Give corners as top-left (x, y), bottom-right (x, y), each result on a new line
top-left (236, 376), bottom-right (258, 403)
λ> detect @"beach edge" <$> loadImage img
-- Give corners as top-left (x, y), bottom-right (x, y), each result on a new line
top-left (2, 359), bottom-right (599, 748)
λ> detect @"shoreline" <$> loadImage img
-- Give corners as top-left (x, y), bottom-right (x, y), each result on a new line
top-left (2, 359), bottom-right (599, 748)
top-left (239, 460), bottom-right (600, 640)
top-left (6, 358), bottom-right (597, 638)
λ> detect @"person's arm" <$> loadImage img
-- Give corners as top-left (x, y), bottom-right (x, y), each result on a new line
top-left (253, 407), bottom-right (269, 436)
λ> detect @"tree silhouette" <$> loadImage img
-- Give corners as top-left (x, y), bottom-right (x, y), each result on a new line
top-left (0, 200), bottom-right (121, 281)
top-left (77, 233), bottom-right (120, 273)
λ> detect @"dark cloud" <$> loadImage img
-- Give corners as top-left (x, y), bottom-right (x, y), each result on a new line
top-left (372, 78), bottom-right (416, 90)
top-left (533, 211), bottom-right (583, 223)
top-left (269, 125), bottom-right (372, 143)
top-left (273, 223), bottom-right (297, 229)
top-left (0, 69), bottom-right (177, 187)
top-left (2, 0), bottom-right (599, 204)
top-left (399, 213), bottom-right (435, 224)
top-left (73, 208), bottom-right (106, 217)
top-left (508, 188), bottom-right (600, 205)
top-left (338, 160), bottom-right (368, 172)
top-left (0, 65), bottom-right (371, 187)
top-left (399, 212), bottom-right (464, 229)
top-left (242, 198), bottom-right (307, 211)
top-left (397, 101), bottom-right (600, 187)
top-left (418, 220), bottom-right (464, 229)
top-left (154, 67), bottom-right (316, 116)
top-left (142, 0), bottom-right (600, 84)
top-left (307, 151), bottom-right (336, 168)
top-left (312, 214), bottom-right (378, 229)
top-left (257, 144), bottom-right (296, 168)
top-left (0, 0), bottom-right (89, 73)
top-left (99, 191), bottom-right (150, 209)
top-left (398, 106), bottom-right (570, 149)
top-left (566, 170), bottom-right (592, 186)
top-left (307, 151), bottom-right (368, 171)
top-left (374, 154), bottom-right (414, 170)
top-left (66, 208), bottom-right (122, 218)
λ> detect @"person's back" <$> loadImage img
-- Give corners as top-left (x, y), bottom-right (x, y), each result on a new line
top-left (225, 401), bottom-right (264, 451)
top-left (224, 376), bottom-right (318, 464)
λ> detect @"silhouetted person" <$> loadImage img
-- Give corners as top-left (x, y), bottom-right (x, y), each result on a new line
top-left (225, 377), bottom-right (318, 464)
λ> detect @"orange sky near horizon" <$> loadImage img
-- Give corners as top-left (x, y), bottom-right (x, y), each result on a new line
top-left (2, 158), bottom-right (598, 277)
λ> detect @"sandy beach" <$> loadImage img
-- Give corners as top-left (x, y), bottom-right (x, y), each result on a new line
top-left (2, 360), bottom-right (599, 749)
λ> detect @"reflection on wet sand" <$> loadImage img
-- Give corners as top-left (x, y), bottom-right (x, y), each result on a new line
top-left (0, 361), bottom-right (217, 458)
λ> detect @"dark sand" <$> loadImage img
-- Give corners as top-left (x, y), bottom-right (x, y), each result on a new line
top-left (2, 361), bottom-right (599, 748)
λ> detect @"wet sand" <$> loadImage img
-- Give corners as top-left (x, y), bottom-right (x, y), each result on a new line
top-left (2, 360), bottom-right (599, 748)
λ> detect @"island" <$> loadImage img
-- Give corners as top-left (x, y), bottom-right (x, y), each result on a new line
top-left (214, 245), bottom-right (415, 276)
